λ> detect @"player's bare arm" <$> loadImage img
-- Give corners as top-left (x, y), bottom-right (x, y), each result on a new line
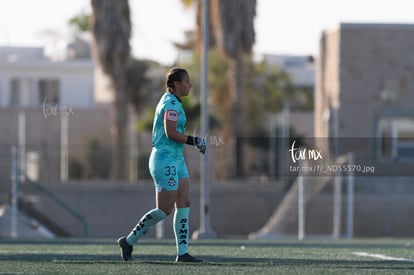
top-left (164, 116), bottom-right (188, 143)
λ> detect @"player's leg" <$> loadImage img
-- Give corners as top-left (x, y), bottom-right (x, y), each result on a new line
top-left (125, 189), bottom-right (174, 245)
top-left (119, 188), bottom-right (176, 261)
top-left (118, 191), bottom-right (176, 261)
top-left (174, 177), bottom-right (204, 262)
top-left (118, 154), bottom-right (178, 261)
top-left (125, 153), bottom-right (180, 245)
top-left (174, 177), bottom-right (191, 256)
top-left (173, 160), bottom-right (204, 262)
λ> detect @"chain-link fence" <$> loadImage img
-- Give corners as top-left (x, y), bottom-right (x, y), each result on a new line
top-left (0, 144), bottom-right (153, 185)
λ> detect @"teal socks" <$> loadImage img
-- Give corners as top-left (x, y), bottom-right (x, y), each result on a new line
top-left (126, 208), bottom-right (167, 245)
top-left (125, 206), bottom-right (190, 255)
top-left (173, 207), bottom-right (190, 256)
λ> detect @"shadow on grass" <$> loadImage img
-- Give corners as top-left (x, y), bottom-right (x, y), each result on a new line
top-left (0, 253), bottom-right (120, 262)
top-left (1, 239), bottom-right (413, 251)
top-left (189, 240), bottom-right (414, 250)
top-left (0, 239), bottom-right (118, 246)
top-left (1, 253), bottom-right (413, 272)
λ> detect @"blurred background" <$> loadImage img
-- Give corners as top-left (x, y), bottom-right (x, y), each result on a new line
top-left (0, 0), bottom-right (413, 240)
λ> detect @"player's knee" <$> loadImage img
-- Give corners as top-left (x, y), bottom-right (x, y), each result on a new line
top-left (184, 200), bottom-right (190, 208)
top-left (177, 200), bottom-right (190, 208)
top-left (159, 206), bottom-right (174, 216)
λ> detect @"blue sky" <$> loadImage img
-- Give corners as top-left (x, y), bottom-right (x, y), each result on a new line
top-left (1, 0), bottom-right (414, 65)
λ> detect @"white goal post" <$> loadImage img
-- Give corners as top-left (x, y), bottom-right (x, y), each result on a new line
top-left (298, 153), bottom-right (354, 240)
top-left (250, 153), bottom-right (355, 240)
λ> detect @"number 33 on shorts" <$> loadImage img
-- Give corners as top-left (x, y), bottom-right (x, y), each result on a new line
top-left (165, 165), bottom-right (176, 176)
top-left (165, 166), bottom-right (177, 187)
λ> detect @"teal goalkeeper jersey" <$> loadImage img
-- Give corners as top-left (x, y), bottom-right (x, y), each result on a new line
top-left (152, 92), bottom-right (186, 155)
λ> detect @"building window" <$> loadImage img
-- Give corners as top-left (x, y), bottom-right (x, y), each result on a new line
top-left (38, 79), bottom-right (59, 105)
top-left (9, 78), bottom-right (33, 107)
top-left (377, 117), bottom-right (414, 162)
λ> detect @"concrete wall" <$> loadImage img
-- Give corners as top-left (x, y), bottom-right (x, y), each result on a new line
top-left (315, 27), bottom-right (340, 140)
top-left (316, 23), bottom-right (414, 138)
top-left (11, 179), bottom-right (414, 239)
top-left (338, 24), bottom-right (414, 138)
top-left (315, 23), bottom-right (414, 177)
top-left (19, 180), bottom-right (284, 238)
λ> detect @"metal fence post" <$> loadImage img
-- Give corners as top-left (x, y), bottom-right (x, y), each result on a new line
top-left (333, 175), bottom-right (342, 238)
top-left (11, 146), bottom-right (19, 238)
top-left (298, 175), bottom-right (305, 240)
top-left (346, 153), bottom-right (354, 239)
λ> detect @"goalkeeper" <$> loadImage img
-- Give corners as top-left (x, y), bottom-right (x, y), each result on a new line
top-left (118, 67), bottom-right (206, 262)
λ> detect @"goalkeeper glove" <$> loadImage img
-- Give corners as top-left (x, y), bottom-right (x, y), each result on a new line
top-left (186, 136), bottom-right (207, 154)
top-left (196, 137), bottom-right (207, 154)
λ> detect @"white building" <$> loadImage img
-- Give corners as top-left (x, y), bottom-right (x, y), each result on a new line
top-left (0, 45), bottom-right (95, 109)
top-left (263, 54), bottom-right (315, 87)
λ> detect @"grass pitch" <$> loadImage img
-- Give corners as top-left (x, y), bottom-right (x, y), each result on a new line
top-left (0, 238), bottom-right (413, 274)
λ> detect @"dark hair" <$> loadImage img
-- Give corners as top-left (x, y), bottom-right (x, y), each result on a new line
top-left (165, 67), bottom-right (188, 91)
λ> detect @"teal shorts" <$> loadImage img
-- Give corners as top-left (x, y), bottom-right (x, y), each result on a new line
top-left (149, 150), bottom-right (189, 192)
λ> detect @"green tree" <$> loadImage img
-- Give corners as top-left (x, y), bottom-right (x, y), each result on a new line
top-left (179, 0), bottom-right (256, 178)
top-left (210, 0), bottom-right (256, 177)
top-left (68, 12), bottom-right (91, 32)
top-left (245, 60), bottom-right (292, 134)
top-left (180, 0), bottom-right (216, 50)
top-left (91, 0), bottom-right (131, 179)
top-left (124, 58), bottom-right (150, 112)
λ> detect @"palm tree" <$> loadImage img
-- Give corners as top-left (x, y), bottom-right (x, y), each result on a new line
top-left (180, 0), bottom-right (215, 50)
top-left (69, 12), bottom-right (91, 32)
top-left (210, 0), bottom-right (256, 177)
top-left (179, 0), bottom-right (256, 178)
top-left (91, 0), bottom-right (131, 179)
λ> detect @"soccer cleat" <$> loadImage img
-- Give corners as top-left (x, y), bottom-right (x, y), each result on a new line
top-left (117, 236), bottom-right (133, 261)
top-left (175, 253), bottom-right (205, 263)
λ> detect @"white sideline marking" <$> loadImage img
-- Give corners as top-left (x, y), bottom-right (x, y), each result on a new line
top-left (353, 252), bottom-right (414, 263)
